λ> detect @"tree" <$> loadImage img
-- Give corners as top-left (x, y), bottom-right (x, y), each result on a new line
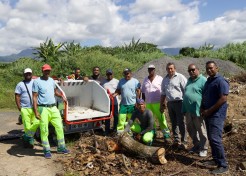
top-left (34, 38), bottom-right (64, 62)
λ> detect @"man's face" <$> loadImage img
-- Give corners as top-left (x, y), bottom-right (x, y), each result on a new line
top-left (24, 72), bottom-right (32, 80)
top-left (137, 103), bottom-right (146, 112)
top-left (148, 68), bottom-right (155, 76)
top-left (188, 65), bottom-right (199, 79)
top-left (166, 64), bottom-right (176, 76)
top-left (124, 72), bottom-right (132, 80)
top-left (75, 69), bottom-right (80, 76)
top-left (206, 63), bottom-right (218, 77)
top-left (106, 73), bottom-right (113, 80)
top-left (42, 70), bottom-right (51, 77)
top-left (93, 68), bottom-right (100, 76)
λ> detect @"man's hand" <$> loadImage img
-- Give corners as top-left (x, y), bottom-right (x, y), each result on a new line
top-left (35, 112), bottom-right (41, 120)
top-left (201, 109), bottom-right (211, 117)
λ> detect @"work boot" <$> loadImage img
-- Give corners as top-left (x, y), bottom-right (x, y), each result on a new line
top-left (44, 151), bottom-right (52, 159)
top-left (57, 148), bottom-right (70, 154)
top-left (178, 143), bottom-right (188, 150)
top-left (210, 166), bottom-right (229, 175)
top-left (164, 134), bottom-right (172, 145)
top-left (22, 135), bottom-right (34, 149)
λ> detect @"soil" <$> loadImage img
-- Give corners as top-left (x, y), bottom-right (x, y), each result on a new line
top-left (0, 112), bottom-right (65, 176)
top-left (0, 58), bottom-right (245, 176)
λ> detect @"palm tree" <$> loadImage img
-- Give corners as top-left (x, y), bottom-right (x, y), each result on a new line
top-left (34, 38), bottom-right (64, 62)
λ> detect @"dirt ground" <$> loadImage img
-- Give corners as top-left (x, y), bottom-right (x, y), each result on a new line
top-left (0, 112), bottom-right (65, 176)
top-left (0, 77), bottom-right (246, 176)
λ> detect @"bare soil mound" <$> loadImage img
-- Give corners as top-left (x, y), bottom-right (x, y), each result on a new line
top-left (133, 57), bottom-right (245, 83)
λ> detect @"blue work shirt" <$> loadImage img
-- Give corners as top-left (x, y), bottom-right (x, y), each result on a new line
top-left (15, 80), bottom-right (34, 108)
top-left (202, 74), bottom-right (229, 116)
top-left (33, 77), bottom-right (56, 105)
top-left (117, 78), bottom-right (141, 105)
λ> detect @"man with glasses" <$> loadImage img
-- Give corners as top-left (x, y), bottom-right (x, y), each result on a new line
top-left (102, 69), bottom-right (119, 135)
top-left (160, 63), bottom-right (188, 149)
top-left (183, 64), bottom-right (208, 157)
top-left (112, 68), bottom-right (141, 134)
top-left (141, 65), bottom-right (171, 144)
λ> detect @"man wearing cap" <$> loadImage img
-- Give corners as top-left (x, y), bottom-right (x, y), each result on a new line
top-left (33, 64), bottom-right (70, 159)
top-left (142, 64), bottom-right (171, 144)
top-left (160, 62), bottom-right (188, 149)
top-left (15, 68), bottom-right (40, 148)
top-left (112, 68), bottom-right (141, 133)
top-left (124, 99), bottom-right (155, 145)
top-left (102, 69), bottom-right (119, 134)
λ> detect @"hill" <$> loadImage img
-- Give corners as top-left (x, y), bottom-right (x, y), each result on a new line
top-left (0, 48), bottom-right (36, 62)
top-left (133, 57), bottom-right (245, 83)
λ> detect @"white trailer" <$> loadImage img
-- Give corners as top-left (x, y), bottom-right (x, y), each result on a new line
top-left (56, 80), bottom-right (114, 134)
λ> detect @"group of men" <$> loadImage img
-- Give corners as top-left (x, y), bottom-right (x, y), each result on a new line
top-left (15, 61), bottom-right (229, 174)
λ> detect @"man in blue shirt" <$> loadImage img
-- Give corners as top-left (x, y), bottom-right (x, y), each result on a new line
top-left (200, 61), bottom-right (229, 174)
top-left (112, 68), bottom-right (141, 133)
top-left (15, 68), bottom-right (40, 148)
top-left (33, 64), bottom-right (70, 159)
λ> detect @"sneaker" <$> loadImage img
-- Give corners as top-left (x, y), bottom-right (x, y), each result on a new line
top-left (189, 146), bottom-right (200, 154)
top-left (210, 166), bottom-right (229, 175)
top-left (44, 152), bottom-right (52, 159)
top-left (57, 148), bottom-right (70, 154)
top-left (201, 159), bottom-right (217, 167)
top-left (199, 150), bottom-right (208, 157)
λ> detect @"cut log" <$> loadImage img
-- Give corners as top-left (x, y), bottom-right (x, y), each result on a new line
top-left (118, 133), bottom-right (167, 164)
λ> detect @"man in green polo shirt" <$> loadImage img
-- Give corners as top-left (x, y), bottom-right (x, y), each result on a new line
top-left (182, 64), bottom-right (208, 157)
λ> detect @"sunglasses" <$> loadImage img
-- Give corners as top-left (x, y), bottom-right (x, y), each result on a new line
top-left (188, 68), bottom-right (196, 73)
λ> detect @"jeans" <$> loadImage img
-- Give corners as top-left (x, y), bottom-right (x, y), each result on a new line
top-left (105, 104), bottom-right (119, 132)
top-left (205, 114), bottom-right (228, 167)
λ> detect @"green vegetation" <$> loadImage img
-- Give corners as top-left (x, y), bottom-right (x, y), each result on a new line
top-left (179, 42), bottom-right (246, 68)
top-left (1, 38), bottom-right (246, 109)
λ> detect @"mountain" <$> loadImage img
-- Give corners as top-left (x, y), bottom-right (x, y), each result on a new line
top-left (0, 48), bottom-right (36, 62)
top-left (162, 48), bottom-right (180, 56)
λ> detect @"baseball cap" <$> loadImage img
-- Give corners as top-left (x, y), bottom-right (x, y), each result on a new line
top-left (106, 69), bottom-right (113, 74)
top-left (123, 68), bottom-right (131, 73)
top-left (24, 68), bottom-right (32, 74)
top-left (136, 98), bottom-right (145, 104)
top-left (42, 64), bottom-right (52, 71)
top-left (148, 64), bottom-right (155, 69)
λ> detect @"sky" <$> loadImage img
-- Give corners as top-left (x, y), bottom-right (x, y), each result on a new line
top-left (0, 0), bottom-right (246, 56)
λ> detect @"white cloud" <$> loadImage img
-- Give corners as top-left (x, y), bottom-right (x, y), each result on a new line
top-left (0, 0), bottom-right (246, 56)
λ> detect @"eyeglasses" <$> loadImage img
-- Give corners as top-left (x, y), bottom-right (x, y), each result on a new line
top-left (188, 68), bottom-right (196, 73)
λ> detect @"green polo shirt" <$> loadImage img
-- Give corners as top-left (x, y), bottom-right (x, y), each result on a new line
top-left (182, 74), bottom-right (207, 116)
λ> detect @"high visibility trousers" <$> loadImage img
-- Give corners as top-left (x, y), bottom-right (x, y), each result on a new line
top-left (38, 106), bottom-right (66, 152)
top-left (146, 103), bottom-right (170, 136)
top-left (21, 108), bottom-right (40, 138)
top-left (117, 104), bottom-right (135, 132)
top-left (130, 123), bottom-right (154, 144)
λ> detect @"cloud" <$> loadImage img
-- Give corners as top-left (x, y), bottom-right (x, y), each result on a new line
top-left (0, 0), bottom-right (246, 55)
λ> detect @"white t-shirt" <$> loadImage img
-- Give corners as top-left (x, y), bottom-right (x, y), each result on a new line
top-left (102, 78), bottom-right (119, 105)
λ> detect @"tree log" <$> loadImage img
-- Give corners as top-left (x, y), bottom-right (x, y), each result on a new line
top-left (118, 133), bottom-right (167, 164)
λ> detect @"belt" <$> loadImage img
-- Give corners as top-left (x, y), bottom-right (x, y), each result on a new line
top-left (38, 104), bottom-right (56, 107)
